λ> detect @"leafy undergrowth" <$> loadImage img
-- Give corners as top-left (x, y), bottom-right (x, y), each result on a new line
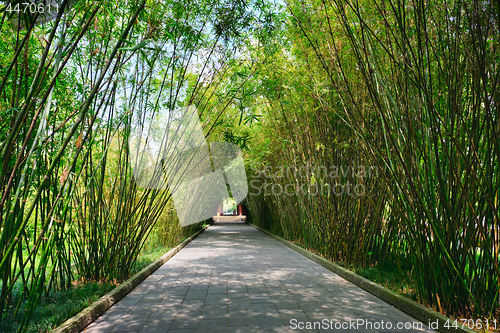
top-left (349, 261), bottom-right (418, 301)
top-left (1, 282), bottom-right (116, 333)
top-left (2, 223), bottom-right (207, 332)
top-left (2, 245), bottom-right (169, 333)
top-left (130, 245), bottom-right (171, 275)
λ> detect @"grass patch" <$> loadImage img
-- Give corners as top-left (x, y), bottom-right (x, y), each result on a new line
top-left (1, 282), bottom-right (116, 333)
top-left (130, 245), bottom-right (170, 275)
top-left (1, 245), bottom-right (170, 333)
top-left (349, 261), bottom-right (418, 301)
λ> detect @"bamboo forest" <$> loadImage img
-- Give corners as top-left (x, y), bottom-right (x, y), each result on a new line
top-left (0, 0), bottom-right (498, 332)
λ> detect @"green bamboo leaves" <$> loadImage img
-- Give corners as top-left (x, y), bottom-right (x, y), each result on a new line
top-left (0, 0), bottom-right (259, 330)
top-left (244, 0), bottom-right (499, 321)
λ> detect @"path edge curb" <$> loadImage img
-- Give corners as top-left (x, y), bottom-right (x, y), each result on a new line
top-left (249, 223), bottom-right (475, 333)
top-left (51, 223), bottom-right (211, 333)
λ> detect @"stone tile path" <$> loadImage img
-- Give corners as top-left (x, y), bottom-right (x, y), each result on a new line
top-left (83, 224), bottom-right (434, 333)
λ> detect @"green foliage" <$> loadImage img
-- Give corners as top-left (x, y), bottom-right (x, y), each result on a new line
top-left (1, 0), bottom-right (498, 327)
top-left (354, 261), bottom-right (418, 302)
top-left (2, 281), bottom-right (115, 333)
top-left (0, 0), bottom-right (261, 330)
top-left (241, 0), bottom-right (499, 321)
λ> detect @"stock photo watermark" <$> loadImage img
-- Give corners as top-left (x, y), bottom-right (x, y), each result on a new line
top-left (128, 103), bottom-right (378, 225)
top-left (248, 165), bottom-right (378, 197)
top-left (289, 318), bottom-right (498, 331)
top-left (128, 105), bottom-right (248, 227)
top-left (289, 318), bottom-right (424, 331)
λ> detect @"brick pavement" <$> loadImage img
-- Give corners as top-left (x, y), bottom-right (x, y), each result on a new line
top-left (83, 224), bottom-right (434, 333)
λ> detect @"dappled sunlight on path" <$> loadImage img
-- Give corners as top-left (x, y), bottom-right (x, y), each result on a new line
top-left (83, 224), bottom-right (434, 333)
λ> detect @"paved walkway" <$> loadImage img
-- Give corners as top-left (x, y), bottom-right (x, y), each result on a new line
top-left (84, 224), bottom-right (434, 333)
